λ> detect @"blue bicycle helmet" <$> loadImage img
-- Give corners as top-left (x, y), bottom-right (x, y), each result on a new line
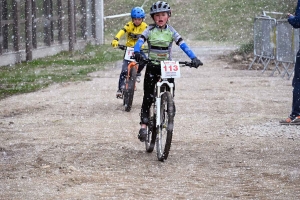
top-left (131, 7), bottom-right (145, 18)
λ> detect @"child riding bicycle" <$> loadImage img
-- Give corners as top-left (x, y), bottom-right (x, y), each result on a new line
top-left (133, 1), bottom-right (203, 142)
top-left (111, 7), bottom-right (148, 98)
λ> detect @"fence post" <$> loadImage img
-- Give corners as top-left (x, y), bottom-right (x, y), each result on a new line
top-left (57, 0), bottom-right (63, 44)
top-left (81, 0), bottom-right (87, 40)
top-left (13, 0), bottom-right (20, 51)
top-left (0, 1), bottom-right (2, 55)
top-left (86, 0), bottom-right (93, 39)
top-left (50, 0), bottom-right (54, 43)
top-left (68, 0), bottom-right (75, 52)
top-left (73, 2), bottom-right (77, 43)
top-left (95, 0), bottom-right (104, 44)
top-left (25, 0), bottom-right (33, 61)
top-left (91, 0), bottom-right (95, 38)
top-left (44, 0), bottom-right (51, 46)
top-left (3, 0), bottom-right (8, 50)
top-left (32, 0), bottom-right (37, 49)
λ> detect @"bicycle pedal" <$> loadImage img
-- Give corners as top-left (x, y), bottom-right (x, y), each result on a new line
top-left (116, 94), bottom-right (123, 99)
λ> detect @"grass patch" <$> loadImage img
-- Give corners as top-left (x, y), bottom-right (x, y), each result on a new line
top-left (104, 0), bottom-right (295, 44)
top-left (0, 44), bottom-right (123, 99)
top-left (236, 41), bottom-right (254, 55)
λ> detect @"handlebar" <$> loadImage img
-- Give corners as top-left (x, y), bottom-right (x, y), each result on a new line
top-left (117, 45), bottom-right (149, 52)
top-left (130, 56), bottom-right (194, 67)
top-left (118, 44), bottom-right (127, 50)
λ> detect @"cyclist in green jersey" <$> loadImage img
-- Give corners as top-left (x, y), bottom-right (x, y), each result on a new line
top-left (134, 1), bottom-right (203, 142)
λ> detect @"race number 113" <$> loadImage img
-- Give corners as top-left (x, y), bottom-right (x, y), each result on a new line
top-left (161, 61), bottom-right (181, 78)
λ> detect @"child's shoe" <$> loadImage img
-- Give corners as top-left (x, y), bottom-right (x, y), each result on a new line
top-left (116, 90), bottom-right (123, 99)
top-left (138, 128), bottom-right (147, 142)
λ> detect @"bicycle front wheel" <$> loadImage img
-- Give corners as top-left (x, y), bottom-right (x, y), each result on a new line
top-left (156, 91), bottom-right (174, 161)
top-left (124, 66), bottom-right (137, 112)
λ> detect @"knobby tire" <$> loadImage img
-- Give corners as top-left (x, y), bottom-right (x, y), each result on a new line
top-left (145, 104), bottom-right (156, 152)
top-left (124, 67), bottom-right (137, 112)
top-left (156, 92), bottom-right (174, 161)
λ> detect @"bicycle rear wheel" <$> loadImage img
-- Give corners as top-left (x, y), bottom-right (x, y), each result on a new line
top-left (156, 91), bottom-right (174, 161)
top-left (124, 66), bottom-right (137, 112)
top-left (145, 103), bottom-right (156, 152)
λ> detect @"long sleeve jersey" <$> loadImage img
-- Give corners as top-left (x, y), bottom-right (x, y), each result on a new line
top-left (134, 24), bottom-right (196, 61)
top-left (114, 21), bottom-right (148, 47)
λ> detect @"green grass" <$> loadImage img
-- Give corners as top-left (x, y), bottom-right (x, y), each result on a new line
top-left (0, 44), bottom-right (123, 99)
top-left (104, 0), bottom-right (295, 44)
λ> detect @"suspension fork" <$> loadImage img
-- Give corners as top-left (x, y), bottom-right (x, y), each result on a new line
top-left (155, 80), bottom-right (174, 126)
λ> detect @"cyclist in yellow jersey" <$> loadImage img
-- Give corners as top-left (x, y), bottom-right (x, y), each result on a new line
top-left (111, 7), bottom-right (148, 98)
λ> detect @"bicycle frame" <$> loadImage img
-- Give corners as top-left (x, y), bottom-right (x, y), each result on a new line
top-left (126, 61), bottom-right (138, 89)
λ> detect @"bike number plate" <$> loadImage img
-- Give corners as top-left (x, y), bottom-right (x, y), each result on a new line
top-left (161, 61), bottom-right (180, 78)
top-left (124, 47), bottom-right (135, 61)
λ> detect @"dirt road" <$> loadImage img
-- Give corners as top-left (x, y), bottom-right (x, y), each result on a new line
top-left (1, 42), bottom-right (300, 199)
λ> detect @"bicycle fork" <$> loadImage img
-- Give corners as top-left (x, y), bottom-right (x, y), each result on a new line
top-left (155, 80), bottom-right (174, 127)
top-left (126, 61), bottom-right (138, 90)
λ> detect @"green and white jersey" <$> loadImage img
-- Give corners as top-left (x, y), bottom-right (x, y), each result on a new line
top-left (141, 24), bottom-right (184, 61)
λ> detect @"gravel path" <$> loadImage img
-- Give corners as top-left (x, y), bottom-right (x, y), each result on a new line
top-left (1, 42), bottom-right (300, 199)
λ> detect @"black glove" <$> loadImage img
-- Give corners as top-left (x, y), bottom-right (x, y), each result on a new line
top-left (134, 52), bottom-right (143, 62)
top-left (191, 57), bottom-right (203, 68)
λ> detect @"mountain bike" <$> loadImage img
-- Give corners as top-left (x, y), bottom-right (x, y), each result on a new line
top-left (117, 45), bottom-right (139, 112)
top-left (139, 58), bottom-right (194, 161)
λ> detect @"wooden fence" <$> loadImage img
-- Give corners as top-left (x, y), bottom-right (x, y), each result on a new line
top-left (0, 0), bottom-right (103, 66)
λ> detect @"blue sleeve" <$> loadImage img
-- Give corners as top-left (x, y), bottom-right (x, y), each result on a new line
top-left (288, 16), bottom-right (300, 28)
top-left (134, 38), bottom-right (144, 53)
top-left (179, 42), bottom-right (196, 59)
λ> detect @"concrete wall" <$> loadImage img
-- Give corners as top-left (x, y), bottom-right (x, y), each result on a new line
top-left (0, 40), bottom-right (88, 67)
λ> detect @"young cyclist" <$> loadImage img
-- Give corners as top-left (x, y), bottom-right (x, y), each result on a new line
top-left (133, 1), bottom-right (203, 142)
top-left (111, 7), bottom-right (148, 98)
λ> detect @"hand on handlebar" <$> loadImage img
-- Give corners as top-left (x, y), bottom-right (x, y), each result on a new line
top-left (111, 39), bottom-right (119, 48)
top-left (191, 57), bottom-right (203, 68)
top-left (134, 52), bottom-right (143, 62)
